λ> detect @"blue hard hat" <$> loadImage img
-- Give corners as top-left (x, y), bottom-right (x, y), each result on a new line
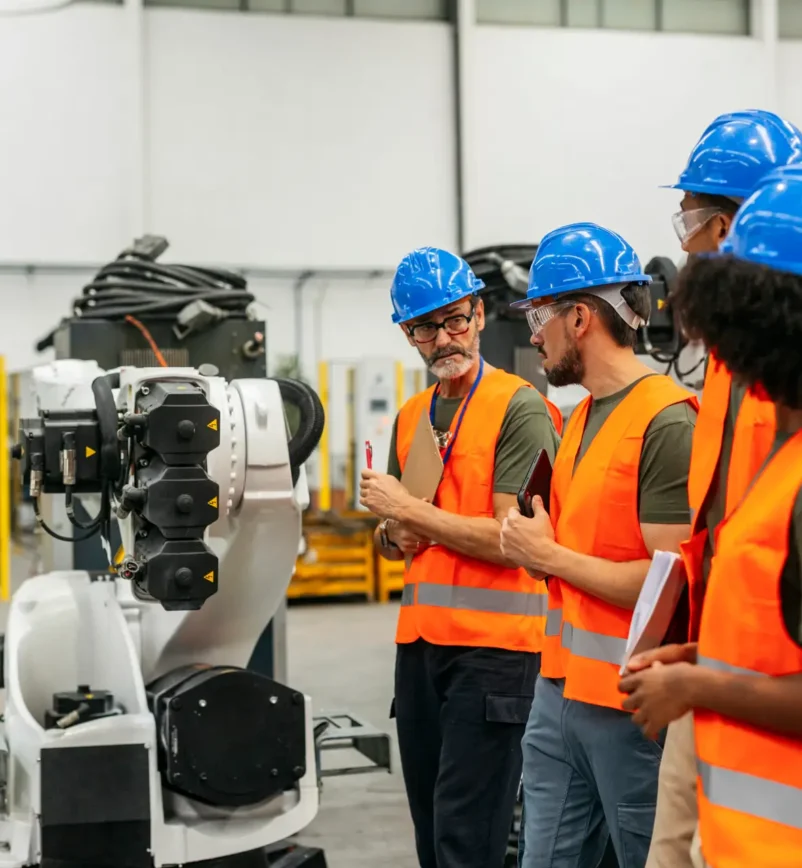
top-left (390, 246), bottom-right (485, 324)
top-left (666, 110), bottom-right (802, 200)
top-left (719, 161), bottom-right (802, 277)
top-left (510, 222), bottom-right (651, 308)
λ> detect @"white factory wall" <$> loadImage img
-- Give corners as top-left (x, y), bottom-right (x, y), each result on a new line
top-left (0, 5), bottom-right (134, 264)
top-left (778, 40), bottom-right (802, 122)
top-left (145, 9), bottom-right (458, 269)
top-left (463, 24), bottom-right (775, 263)
top-left (3, 2), bottom-right (802, 476)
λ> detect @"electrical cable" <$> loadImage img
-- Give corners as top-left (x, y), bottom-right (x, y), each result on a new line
top-left (35, 235), bottom-right (255, 352)
top-left (125, 315), bottom-right (168, 367)
top-left (32, 498), bottom-right (101, 543)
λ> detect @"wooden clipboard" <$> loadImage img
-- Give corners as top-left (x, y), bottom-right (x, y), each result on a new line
top-left (400, 407), bottom-right (444, 568)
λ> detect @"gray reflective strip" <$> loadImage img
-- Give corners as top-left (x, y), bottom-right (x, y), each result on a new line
top-left (400, 584), bottom-right (415, 606)
top-left (561, 621), bottom-right (627, 666)
top-left (698, 655), bottom-right (763, 678)
top-left (546, 608), bottom-right (563, 637)
top-left (698, 759), bottom-right (802, 831)
top-left (415, 582), bottom-right (547, 617)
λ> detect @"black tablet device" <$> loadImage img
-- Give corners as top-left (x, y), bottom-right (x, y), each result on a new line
top-left (517, 448), bottom-right (553, 518)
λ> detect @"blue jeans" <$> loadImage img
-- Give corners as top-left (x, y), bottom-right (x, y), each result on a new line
top-left (519, 676), bottom-right (664, 868)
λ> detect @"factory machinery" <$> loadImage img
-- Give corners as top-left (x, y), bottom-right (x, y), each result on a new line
top-left (0, 237), bottom-right (394, 868)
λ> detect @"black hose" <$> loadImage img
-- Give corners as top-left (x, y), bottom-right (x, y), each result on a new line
top-left (275, 378), bottom-right (326, 486)
top-left (91, 373), bottom-right (122, 484)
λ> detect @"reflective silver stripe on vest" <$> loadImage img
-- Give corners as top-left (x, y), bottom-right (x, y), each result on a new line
top-left (698, 759), bottom-right (802, 831)
top-left (697, 655), bottom-right (763, 678)
top-left (402, 582), bottom-right (547, 617)
top-left (561, 621), bottom-right (627, 666)
top-left (546, 608), bottom-right (563, 637)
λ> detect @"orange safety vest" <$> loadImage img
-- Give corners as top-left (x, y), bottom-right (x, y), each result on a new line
top-left (695, 430), bottom-right (802, 868)
top-left (395, 368), bottom-right (561, 652)
top-left (681, 355), bottom-right (775, 641)
top-left (541, 375), bottom-right (699, 708)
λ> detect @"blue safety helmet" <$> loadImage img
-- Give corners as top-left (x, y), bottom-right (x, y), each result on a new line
top-left (665, 110), bottom-right (802, 200)
top-left (718, 161), bottom-right (802, 278)
top-left (510, 222), bottom-right (651, 308)
top-left (390, 246), bottom-right (485, 324)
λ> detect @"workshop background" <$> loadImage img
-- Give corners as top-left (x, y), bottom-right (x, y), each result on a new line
top-left (2, 1), bottom-right (802, 866)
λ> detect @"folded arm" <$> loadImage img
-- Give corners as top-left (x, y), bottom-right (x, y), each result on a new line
top-left (397, 493), bottom-right (520, 568)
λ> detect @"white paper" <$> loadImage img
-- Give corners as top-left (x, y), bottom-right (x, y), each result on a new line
top-left (619, 550), bottom-right (685, 674)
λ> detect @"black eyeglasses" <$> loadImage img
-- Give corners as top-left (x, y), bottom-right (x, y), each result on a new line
top-left (406, 309), bottom-right (475, 344)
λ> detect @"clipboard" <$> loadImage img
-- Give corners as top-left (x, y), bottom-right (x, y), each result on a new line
top-left (400, 408), bottom-right (444, 568)
top-left (619, 550), bottom-right (686, 674)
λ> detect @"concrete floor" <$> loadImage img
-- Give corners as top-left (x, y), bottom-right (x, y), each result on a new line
top-left (288, 601), bottom-right (417, 867)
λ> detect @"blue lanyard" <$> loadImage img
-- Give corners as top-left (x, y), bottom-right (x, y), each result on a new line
top-left (429, 356), bottom-right (484, 469)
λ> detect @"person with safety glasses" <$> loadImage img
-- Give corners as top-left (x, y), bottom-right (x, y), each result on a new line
top-left (619, 161), bottom-right (802, 868)
top-left (359, 246), bottom-right (562, 868)
top-left (498, 222), bottom-right (698, 868)
top-left (628, 110), bottom-right (802, 868)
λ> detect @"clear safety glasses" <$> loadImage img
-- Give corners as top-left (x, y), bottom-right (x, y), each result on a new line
top-left (671, 207), bottom-right (722, 244)
top-left (525, 302), bottom-right (573, 336)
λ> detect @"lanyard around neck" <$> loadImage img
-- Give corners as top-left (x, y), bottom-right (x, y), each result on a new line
top-left (428, 356), bottom-right (485, 468)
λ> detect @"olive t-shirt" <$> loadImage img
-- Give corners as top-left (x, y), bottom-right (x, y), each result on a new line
top-left (386, 386), bottom-right (561, 494)
top-left (571, 375), bottom-right (696, 524)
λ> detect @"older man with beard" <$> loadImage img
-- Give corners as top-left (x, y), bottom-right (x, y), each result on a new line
top-left (359, 246), bottom-right (562, 868)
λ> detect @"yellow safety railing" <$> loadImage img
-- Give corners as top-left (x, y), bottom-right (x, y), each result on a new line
top-left (0, 356), bottom-right (10, 600)
top-left (317, 360), bottom-right (331, 511)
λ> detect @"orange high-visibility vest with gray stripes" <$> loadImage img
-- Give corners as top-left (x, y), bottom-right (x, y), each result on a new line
top-left (695, 429), bottom-right (802, 868)
top-left (394, 369), bottom-right (560, 652)
top-left (541, 375), bottom-right (698, 707)
top-left (681, 355), bottom-right (775, 641)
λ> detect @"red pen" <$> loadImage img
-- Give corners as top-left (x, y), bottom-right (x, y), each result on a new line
top-left (365, 440), bottom-right (373, 469)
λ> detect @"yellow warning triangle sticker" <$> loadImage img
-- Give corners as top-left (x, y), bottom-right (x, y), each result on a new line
top-left (657, 298), bottom-right (666, 311)
top-left (86, 446), bottom-right (97, 458)
top-left (208, 496), bottom-right (218, 508)
top-left (203, 571), bottom-right (215, 583)
top-left (207, 419), bottom-right (218, 431)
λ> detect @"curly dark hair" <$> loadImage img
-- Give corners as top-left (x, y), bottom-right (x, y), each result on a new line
top-left (672, 254), bottom-right (802, 408)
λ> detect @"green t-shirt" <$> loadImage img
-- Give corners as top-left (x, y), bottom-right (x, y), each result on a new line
top-left (386, 386), bottom-right (561, 494)
top-left (571, 375), bottom-right (696, 524)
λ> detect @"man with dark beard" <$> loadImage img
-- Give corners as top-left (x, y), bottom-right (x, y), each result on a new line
top-left (498, 223), bottom-right (697, 868)
top-left (359, 246), bottom-right (561, 868)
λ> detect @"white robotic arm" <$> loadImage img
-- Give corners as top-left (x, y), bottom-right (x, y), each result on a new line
top-left (2, 362), bottom-right (326, 868)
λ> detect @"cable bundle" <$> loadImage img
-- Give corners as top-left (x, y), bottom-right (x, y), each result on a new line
top-left (36, 235), bottom-right (256, 353)
top-left (71, 235), bottom-right (254, 321)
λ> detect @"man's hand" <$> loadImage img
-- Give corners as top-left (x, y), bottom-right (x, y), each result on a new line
top-left (619, 661), bottom-right (698, 739)
top-left (623, 643), bottom-right (698, 674)
top-left (500, 496), bottom-right (556, 572)
top-left (387, 520), bottom-right (431, 556)
top-left (359, 470), bottom-right (413, 520)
